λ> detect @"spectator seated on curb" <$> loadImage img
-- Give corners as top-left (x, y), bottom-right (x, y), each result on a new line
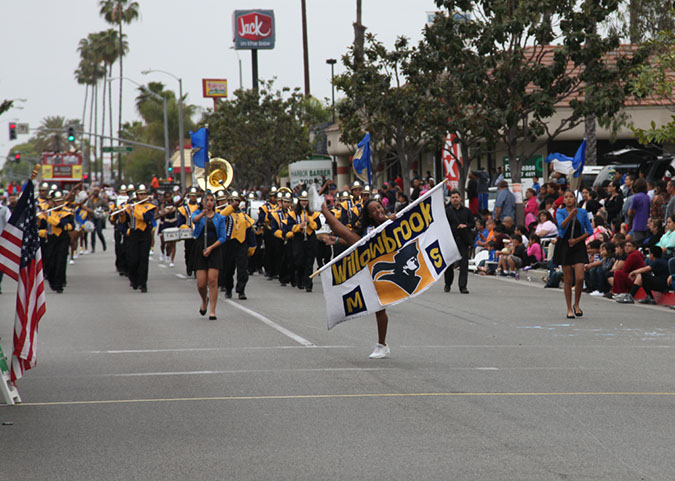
top-left (587, 215), bottom-right (610, 244)
top-left (473, 218), bottom-right (494, 253)
top-left (587, 241), bottom-right (616, 297)
top-left (493, 224), bottom-right (511, 250)
top-left (497, 234), bottom-right (528, 278)
top-left (476, 241), bottom-right (498, 275)
top-left (610, 240), bottom-right (645, 298)
top-left (535, 211), bottom-right (558, 238)
top-left (583, 240), bottom-right (602, 292)
top-left (524, 234), bottom-right (545, 269)
top-left (620, 246), bottom-right (671, 304)
top-left (656, 214), bottom-right (675, 258)
top-left (502, 216), bottom-right (515, 236)
top-left (514, 225), bottom-right (530, 247)
top-left (641, 217), bottom-right (664, 251)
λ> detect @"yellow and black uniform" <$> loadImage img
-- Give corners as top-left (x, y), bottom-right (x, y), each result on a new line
top-left (110, 201), bottom-right (129, 276)
top-left (218, 204), bottom-right (257, 298)
top-left (36, 199), bottom-right (50, 276)
top-left (270, 206), bottom-right (293, 285)
top-left (46, 206), bottom-right (75, 292)
top-left (127, 202), bottom-right (156, 292)
top-left (286, 207), bottom-right (322, 292)
top-left (178, 202), bottom-right (199, 276)
top-left (259, 200), bottom-right (280, 279)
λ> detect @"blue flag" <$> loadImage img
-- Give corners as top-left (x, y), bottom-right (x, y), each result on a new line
top-left (190, 127), bottom-right (209, 168)
top-left (353, 133), bottom-right (372, 186)
top-left (545, 139), bottom-right (586, 178)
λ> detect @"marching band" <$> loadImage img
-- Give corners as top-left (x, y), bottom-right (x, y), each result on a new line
top-left (32, 178), bottom-right (373, 309)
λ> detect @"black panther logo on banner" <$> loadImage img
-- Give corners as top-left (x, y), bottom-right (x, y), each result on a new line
top-left (370, 242), bottom-right (422, 295)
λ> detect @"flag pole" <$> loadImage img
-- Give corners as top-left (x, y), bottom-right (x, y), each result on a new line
top-left (309, 179), bottom-right (448, 280)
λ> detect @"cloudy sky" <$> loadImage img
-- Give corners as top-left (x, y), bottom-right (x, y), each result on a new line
top-left (0, 0), bottom-right (439, 163)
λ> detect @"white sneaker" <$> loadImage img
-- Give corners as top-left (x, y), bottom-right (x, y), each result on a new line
top-left (149, 250), bottom-right (154, 256)
top-left (369, 343), bottom-right (390, 359)
top-left (169, 262), bottom-right (174, 268)
top-left (589, 290), bottom-right (603, 297)
top-left (69, 259), bottom-right (75, 265)
top-left (73, 254), bottom-right (79, 259)
top-left (159, 254), bottom-right (164, 262)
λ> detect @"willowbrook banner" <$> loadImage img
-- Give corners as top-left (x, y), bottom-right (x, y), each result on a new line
top-left (319, 184), bottom-right (460, 330)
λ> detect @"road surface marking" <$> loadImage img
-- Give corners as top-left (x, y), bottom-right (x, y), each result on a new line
top-left (224, 298), bottom-right (315, 347)
top-left (102, 367), bottom-right (393, 377)
top-left (86, 345), bottom-right (351, 354)
top-left (18, 392), bottom-right (675, 407)
top-left (175, 274), bottom-right (186, 279)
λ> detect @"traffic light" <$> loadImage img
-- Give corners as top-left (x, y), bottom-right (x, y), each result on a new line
top-left (168, 165), bottom-right (173, 173)
top-left (11, 152), bottom-right (21, 162)
top-left (9, 123), bottom-right (17, 140)
top-left (67, 126), bottom-right (76, 142)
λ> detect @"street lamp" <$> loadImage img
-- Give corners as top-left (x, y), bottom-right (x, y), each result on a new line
top-left (109, 76), bottom-right (170, 179)
top-left (9, 98), bottom-right (27, 110)
top-left (142, 69), bottom-right (185, 188)
top-left (326, 59), bottom-right (337, 123)
top-left (230, 46), bottom-right (243, 90)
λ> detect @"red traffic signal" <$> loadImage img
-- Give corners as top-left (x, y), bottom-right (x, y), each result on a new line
top-left (14, 153), bottom-right (21, 161)
top-left (9, 123), bottom-right (17, 140)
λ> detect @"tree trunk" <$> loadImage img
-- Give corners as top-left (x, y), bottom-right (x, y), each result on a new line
top-left (585, 113), bottom-right (597, 166)
top-left (457, 142), bottom-right (470, 199)
top-left (508, 148), bottom-right (525, 225)
top-left (81, 84), bottom-right (88, 131)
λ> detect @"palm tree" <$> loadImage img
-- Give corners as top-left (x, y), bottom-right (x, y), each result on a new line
top-left (99, 0), bottom-right (140, 181)
top-left (35, 116), bottom-right (82, 153)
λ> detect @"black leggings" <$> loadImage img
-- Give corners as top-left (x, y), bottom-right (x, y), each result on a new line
top-left (91, 218), bottom-right (106, 251)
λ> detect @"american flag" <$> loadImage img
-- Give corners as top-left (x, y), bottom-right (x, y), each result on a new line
top-left (0, 181), bottom-right (46, 382)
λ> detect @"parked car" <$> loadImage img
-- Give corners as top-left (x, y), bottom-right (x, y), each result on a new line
top-left (591, 148), bottom-right (675, 189)
top-left (580, 166), bottom-right (604, 189)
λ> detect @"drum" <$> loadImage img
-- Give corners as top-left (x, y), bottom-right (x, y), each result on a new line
top-left (83, 220), bottom-right (95, 233)
top-left (162, 227), bottom-right (181, 242)
top-left (179, 227), bottom-right (194, 240)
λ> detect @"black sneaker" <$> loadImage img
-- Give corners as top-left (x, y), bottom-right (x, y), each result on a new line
top-left (638, 296), bottom-right (656, 305)
top-left (238, 292), bottom-right (247, 300)
top-left (460, 287), bottom-right (469, 294)
top-left (140, 286), bottom-right (147, 293)
top-left (225, 290), bottom-right (232, 299)
top-left (444, 284), bottom-right (451, 293)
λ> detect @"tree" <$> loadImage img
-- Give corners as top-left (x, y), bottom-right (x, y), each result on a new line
top-left (0, 100), bottom-right (13, 117)
top-left (99, 0), bottom-right (140, 178)
top-left (334, 34), bottom-right (444, 195)
top-left (34, 116), bottom-right (82, 153)
top-left (202, 80), bottom-right (314, 188)
top-left (426, 0), bottom-right (648, 222)
top-left (630, 26), bottom-right (675, 144)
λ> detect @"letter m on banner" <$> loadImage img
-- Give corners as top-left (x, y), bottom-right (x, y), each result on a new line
top-left (442, 131), bottom-right (462, 190)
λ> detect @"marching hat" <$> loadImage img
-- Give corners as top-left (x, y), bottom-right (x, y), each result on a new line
top-left (362, 185), bottom-right (372, 195)
top-left (39, 182), bottom-right (49, 190)
top-left (50, 184), bottom-right (58, 192)
top-left (215, 190), bottom-right (228, 201)
top-left (373, 193), bottom-right (382, 201)
top-left (269, 186), bottom-right (278, 197)
top-left (188, 187), bottom-right (199, 195)
top-left (298, 190), bottom-right (309, 201)
top-left (126, 184), bottom-right (135, 192)
top-left (135, 184), bottom-right (148, 194)
top-left (51, 190), bottom-right (65, 202)
top-left (230, 191), bottom-right (241, 200)
top-left (340, 191), bottom-right (351, 201)
top-left (119, 184), bottom-right (127, 193)
top-left (351, 180), bottom-right (363, 190)
top-left (247, 192), bottom-right (256, 200)
top-left (282, 192), bottom-right (292, 201)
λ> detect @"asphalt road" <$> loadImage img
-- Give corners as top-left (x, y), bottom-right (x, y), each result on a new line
top-left (1, 230), bottom-right (674, 481)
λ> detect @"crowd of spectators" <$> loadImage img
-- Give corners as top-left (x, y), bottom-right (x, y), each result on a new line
top-left (463, 170), bottom-right (675, 308)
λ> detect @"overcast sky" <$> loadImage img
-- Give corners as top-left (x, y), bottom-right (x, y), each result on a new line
top-left (0, 0), bottom-right (439, 164)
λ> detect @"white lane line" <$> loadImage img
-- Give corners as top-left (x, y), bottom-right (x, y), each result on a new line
top-left (175, 274), bottom-right (186, 279)
top-left (224, 298), bottom-right (315, 347)
top-left (86, 345), bottom-right (352, 354)
top-left (476, 367), bottom-right (499, 370)
top-left (98, 367), bottom-right (393, 378)
top-left (158, 264), bottom-right (167, 268)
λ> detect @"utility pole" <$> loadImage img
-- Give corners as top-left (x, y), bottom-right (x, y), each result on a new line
top-left (301, 0), bottom-right (310, 95)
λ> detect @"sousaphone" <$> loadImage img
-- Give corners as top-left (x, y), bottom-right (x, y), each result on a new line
top-left (196, 158), bottom-right (234, 192)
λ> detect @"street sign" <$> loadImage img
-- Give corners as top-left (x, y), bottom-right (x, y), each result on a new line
top-left (16, 123), bottom-right (29, 135)
top-left (101, 146), bottom-right (133, 153)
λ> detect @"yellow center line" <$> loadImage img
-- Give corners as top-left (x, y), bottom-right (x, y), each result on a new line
top-left (13, 391), bottom-right (675, 407)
